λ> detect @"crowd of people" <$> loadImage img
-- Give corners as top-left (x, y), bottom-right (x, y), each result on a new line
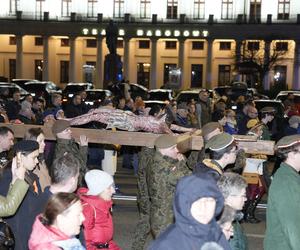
top-left (0, 86), bottom-right (298, 249)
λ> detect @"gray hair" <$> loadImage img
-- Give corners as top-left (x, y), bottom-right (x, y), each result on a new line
top-left (217, 172), bottom-right (247, 199)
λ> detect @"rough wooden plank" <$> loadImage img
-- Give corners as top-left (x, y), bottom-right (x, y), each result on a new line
top-left (1, 123), bottom-right (204, 151)
top-left (237, 140), bottom-right (275, 155)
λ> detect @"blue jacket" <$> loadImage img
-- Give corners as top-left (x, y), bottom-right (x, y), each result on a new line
top-left (149, 174), bottom-right (230, 250)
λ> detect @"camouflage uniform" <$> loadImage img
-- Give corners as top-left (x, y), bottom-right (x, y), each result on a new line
top-left (148, 151), bottom-right (191, 238)
top-left (131, 147), bottom-right (155, 250)
top-left (53, 138), bottom-right (88, 185)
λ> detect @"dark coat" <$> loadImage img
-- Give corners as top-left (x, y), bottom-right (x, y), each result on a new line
top-left (64, 103), bottom-right (86, 118)
top-left (149, 174), bottom-right (230, 250)
top-left (6, 100), bottom-right (21, 120)
top-left (0, 168), bottom-right (42, 250)
top-left (194, 159), bottom-right (224, 181)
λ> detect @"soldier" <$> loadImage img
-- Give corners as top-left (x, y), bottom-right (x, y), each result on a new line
top-left (194, 133), bottom-right (238, 179)
top-left (131, 146), bottom-right (155, 250)
top-left (52, 120), bottom-right (88, 186)
top-left (148, 134), bottom-right (191, 238)
top-left (264, 135), bottom-right (300, 250)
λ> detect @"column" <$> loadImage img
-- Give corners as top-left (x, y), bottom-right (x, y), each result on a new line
top-left (16, 35), bottom-right (23, 78)
top-left (263, 40), bottom-right (271, 90)
top-left (150, 38), bottom-right (158, 89)
top-left (206, 39), bottom-right (213, 89)
top-left (69, 36), bottom-right (76, 83)
top-left (95, 35), bottom-right (103, 88)
top-left (178, 38), bottom-right (185, 89)
top-left (123, 37), bottom-right (130, 81)
top-left (235, 39), bottom-right (243, 82)
top-left (293, 41), bottom-right (300, 90)
top-left (42, 36), bottom-right (49, 81)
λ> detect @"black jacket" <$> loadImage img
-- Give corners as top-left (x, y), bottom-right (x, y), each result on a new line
top-left (149, 174), bottom-right (230, 250)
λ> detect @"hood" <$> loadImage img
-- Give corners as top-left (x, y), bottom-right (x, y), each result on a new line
top-left (77, 187), bottom-right (112, 210)
top-left (29, 215), bottom-right (69, 249)
top-left (173, 173), bottom-right (224, 238)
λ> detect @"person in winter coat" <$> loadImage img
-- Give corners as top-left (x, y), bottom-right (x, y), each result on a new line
top-left (29, 192), bottom-right (85, 250)
top-left (52, 119), bottom-right (88, 186)
top-left (149, 173), bottom-right (231, 250)
top-left (264, 134), bottom-right (300, 250)
top-left (218, 173), bottom-right (248, 250)
top-left (24, 127), bottom-right (51, 192)
top-left (0, 140), bottom-right (41, 250)
top-left (77, 170), bottom-right (121, 250)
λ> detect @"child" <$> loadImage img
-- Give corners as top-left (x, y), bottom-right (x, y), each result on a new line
top-left (78, 170), bottom-right (121, 250)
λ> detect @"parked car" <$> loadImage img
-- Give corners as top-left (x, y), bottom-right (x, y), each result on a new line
top-left (11, 79), bottom-right (38, 89)
top-left (63, 82), bottom-right (94, 98)
top-left (23, 81), bottom-right (61, 105)
top-left (175, 89), bottom-right (220, 105)
top-left (275, 90), bottom-right (300, 103)
top-left (144, 100), bottom-right (168, 110)
top-left (0, 82), bottom-right (29, 99)
top-left (84, 89), bottom-right (112, 108)
top-left (148, 89), bottom-right (173, 101)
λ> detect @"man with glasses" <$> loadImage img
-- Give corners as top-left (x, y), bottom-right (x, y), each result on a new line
top-left (264, 134), bottom-right (300, 250)
top-left (194, 133), bottom-right (238, 180)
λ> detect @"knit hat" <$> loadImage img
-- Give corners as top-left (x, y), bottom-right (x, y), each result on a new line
top-left (85, 170), bottom-right (114, 195)
top-left (52, 120), bottom-right (70, 135)
top-left (205, 133), bottom-right (235, 151)
top-left (275, 134), bottom-right (300, 149)
top-left (288, 115), bottom-right (300, 126)
top-left (154, 134), bottom-right (177, 149)
top-left (14, 140), bottom-right (39, 153)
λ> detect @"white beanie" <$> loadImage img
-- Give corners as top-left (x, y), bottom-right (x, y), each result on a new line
top-left (85, 170), bottom-right (114, 195)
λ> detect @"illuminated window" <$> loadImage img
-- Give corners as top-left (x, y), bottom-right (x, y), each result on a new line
top-left (114, 0), bottom-right (124, 18)
top-left (9, 36), bottom-right (16, 45)
top-left (35, 60), bottom-right (43, 81)
top-left (87, 0), bottom-right (97, 18)
top-left (167, 0), bottom-right (178, 19)
top-left (278, 0), bottom-right (290, 20)
top-left (250, 0), bottom-right (261, 23)
top-left (62, 0), bottom-right (72, 17)
top-left (221, 0), bottom-right (233, 20)
top-left (194, 0), bottom-right (205, 19)
top-left (36, 0), bottom-right (45, 20)
top-left (9, 0), bottom-right (20, 15)
top-left (218, 65), bottom-right (231, 86)
top-left (117, 40), bottom-right (124, 48)
top-left (140, 0), bottom-right (151, 19)
top-left (164, 63), bottom-right (177, 84)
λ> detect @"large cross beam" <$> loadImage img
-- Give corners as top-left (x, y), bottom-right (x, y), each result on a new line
top-left (1, 123), bottom-right (275, 155)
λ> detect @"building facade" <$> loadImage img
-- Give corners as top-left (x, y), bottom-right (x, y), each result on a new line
top-left (0, 0), bottom-right (300, 90)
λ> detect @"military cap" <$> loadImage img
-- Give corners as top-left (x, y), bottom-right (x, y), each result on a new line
top-left (154, 134), bottom-right (177, 149)
top-left (201, 122), bottom-right (222, 138)
top-left (260, 106), bottom-right (276, 114)
top-left (288, 115), bottom-right (300, 126)
top-left (275, 134), bottom-right (300, 149)
top-left (14, 140), bottom-right (39, 153)
top-left (205, 133), bottom-right (235, 151)
top-left (52, 120), bottom-right (71, 135)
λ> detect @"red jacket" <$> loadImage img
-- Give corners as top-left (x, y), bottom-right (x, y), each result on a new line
top-left (77, 188), bottom-right (121, 250)
top-left (29, 215), bottom-right (71, 250)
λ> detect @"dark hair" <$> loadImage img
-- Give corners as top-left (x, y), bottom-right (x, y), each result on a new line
top-left (24, 128), bottom-right (43, 141)
top-left (149, 105), bottom-right (162, 117)
top-left (209, 142), bottom-right (236, 160)
top-left (33, 97), bottom-right (44, 104)
top-left (276, 143), bottom-right (300, 161)
top-left (0, 127), bottom-right (14, 137)
top-left (41, 192), bottom-right (80, 226)
top-left (50, 153), bottom-right (80, 185)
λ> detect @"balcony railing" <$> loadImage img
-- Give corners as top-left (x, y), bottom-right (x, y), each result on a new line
top-left (0, 11), bottom-right (300, 25)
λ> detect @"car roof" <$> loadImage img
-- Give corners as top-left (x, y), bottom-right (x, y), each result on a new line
top-left (66, 82), bottom-right (92, 86)
top-left (276, 91), bottom-right (300, 96)
top-left (148, 89), bottom-right (173, 92)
